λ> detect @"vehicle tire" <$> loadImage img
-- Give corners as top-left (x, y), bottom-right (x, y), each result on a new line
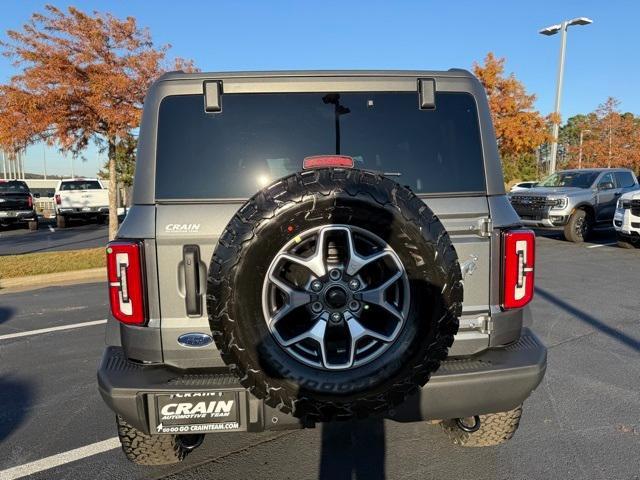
top-left (616, 234), bottom-right (637, 249)
top-left (56, 215), bottom-right (67, 229)
top-left (440, 405), bottom-right (523, 447)
top-left (116, 415), bottom-right (195, 465)
top-left (28, 219), bottom-right (39, 231)
top-left (563, 209), bottom-right (591, 243)
top-left (208, 168), bottom-right (462, 422)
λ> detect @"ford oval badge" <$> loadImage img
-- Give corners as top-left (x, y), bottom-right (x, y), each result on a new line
top-left (178, 333), bottom-right (213, 348)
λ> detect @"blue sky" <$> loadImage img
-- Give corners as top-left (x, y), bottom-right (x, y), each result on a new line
top-left (1, 0), bottom-right (638, 176)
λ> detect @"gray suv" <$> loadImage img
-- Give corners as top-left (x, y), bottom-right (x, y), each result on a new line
top-left (97, 70), bottom-right (547, 465)
top-left (509, 168), bottom-right (639, 242)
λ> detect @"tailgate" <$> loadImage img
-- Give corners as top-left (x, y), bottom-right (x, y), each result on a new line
top-left (60, 190), bottom-right (109, 208)
top-left (0, 194), bottom-right (30, 211)
top-left (155, 196), bottom-right (491, 367)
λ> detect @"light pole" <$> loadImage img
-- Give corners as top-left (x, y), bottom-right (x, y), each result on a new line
top-left (540, 17), bottom-right (593, 174)
top-left (578, 128), bottom-right (591, 169)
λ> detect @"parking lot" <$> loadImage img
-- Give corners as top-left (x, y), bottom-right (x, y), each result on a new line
top-left (0, 231), bottom-right (638, 480)
top-left (0, 220), bottom-right (109, 256)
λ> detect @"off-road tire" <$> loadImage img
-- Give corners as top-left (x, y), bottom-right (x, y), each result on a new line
top-left (116, 415), bottom-right (188, 465)
top-left (28, 220), bottom-right (38, 231)
top-left (56, 215), bottom-right (67, 229)
top-left (563, 209), bottom-right (591, 243)
top-left (440, 405), bottom-right (523, 447)
top-left (208, 168), bottom-right (462, 422)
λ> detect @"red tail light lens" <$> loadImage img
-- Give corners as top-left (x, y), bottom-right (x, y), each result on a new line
top-left (106, 241), bottom-right (146, 325)
top-left (303, 155), bottom-right (354, 169)
top-left (55, 194), bottom-right (61, 205)
top-left (28, 195), bottom-right (33, 208)
top-left (502, 229), bottom-right (535, 310)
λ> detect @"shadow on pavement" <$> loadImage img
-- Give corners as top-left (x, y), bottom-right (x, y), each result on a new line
top-left (319, 419), bottom-right (385, 480)
top-left (0, 376), bottom-right (34, 444)
top-left (0, 307), bottom-right (14, 325)
top-left (536, 287), bottom-right (640, 352)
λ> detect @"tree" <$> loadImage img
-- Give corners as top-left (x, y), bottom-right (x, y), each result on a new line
top-left (473, 53), bottom-right (550, 182)
top-left (0, 5), bottom-right (196, 239)
top-left (563, 98), bottom-right (640, 172)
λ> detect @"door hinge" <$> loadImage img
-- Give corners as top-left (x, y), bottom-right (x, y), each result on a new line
top-left (478, 217), bottom-right (493, 237)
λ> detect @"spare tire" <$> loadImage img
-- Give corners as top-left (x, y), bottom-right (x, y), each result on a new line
top-left (207, 168), bottom-right (462, 421)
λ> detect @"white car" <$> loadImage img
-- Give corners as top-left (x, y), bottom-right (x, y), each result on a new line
top-left (510, 181), bottom-right (538, 192)
top-left (613, 190), bottom-right (640, 248)
top-left (54, 178), bottom-right (110, 228)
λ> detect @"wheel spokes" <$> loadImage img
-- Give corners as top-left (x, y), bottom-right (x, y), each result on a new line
top-left (268, 273), bottom-right (312, 325)
top-left (345, 229), bottom-right (393, 276)
top-left (356, 270), bottom-right (405, 321)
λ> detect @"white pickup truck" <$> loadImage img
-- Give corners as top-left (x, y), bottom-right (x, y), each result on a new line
top-left (54, 178), bottom-right (109, 228)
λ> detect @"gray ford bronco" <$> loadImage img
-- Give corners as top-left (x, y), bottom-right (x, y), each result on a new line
top-left (98, 70), bottom-right (547, 465)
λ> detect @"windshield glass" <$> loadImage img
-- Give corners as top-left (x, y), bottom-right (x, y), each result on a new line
top-left (60, 180), bottom-right (102, 191)
top-left (0, 181), bottom-right (29, 193)
top-left (155, 92), bottom-right (486, 199)
top-left (538, 171), bottom-right (599, 189)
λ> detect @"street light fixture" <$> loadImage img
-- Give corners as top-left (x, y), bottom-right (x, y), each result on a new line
top-left (539, 17), bottom-right (593, 174)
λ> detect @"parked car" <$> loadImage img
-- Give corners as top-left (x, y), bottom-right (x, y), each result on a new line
top-left (0, 179), bottom-right (39, 230)
top-left (509, 168), bottom-right (640, 242)
top-left (54, 178), bottom-right (109, 228)
top-left (98, 69), bottom-right (546, 465)
top-left (614, 190), bottom-right (640, 248)
top-left (510, 181), bottom-right (538, 192)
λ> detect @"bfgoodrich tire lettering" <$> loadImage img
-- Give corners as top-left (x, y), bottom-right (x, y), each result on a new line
top-left (207, 168), bottom-right (463, 421)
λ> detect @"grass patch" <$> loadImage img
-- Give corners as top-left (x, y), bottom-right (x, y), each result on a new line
top-left (0, 247), bottom-right (105, 279)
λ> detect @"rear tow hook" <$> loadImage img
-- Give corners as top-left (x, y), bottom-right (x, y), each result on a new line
top-left (455, 415), bottom-right (481, 433)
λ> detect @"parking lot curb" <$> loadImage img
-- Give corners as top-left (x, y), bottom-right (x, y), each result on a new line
top-left (0, 267), bottom-right (106, 294)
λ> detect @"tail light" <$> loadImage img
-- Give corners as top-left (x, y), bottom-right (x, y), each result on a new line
top-left (55, 194), bottom-right (61, 205)
top-left (27, 195), bottom-right (33, 208)
top-left (303, 155), bottom-right (354, 169)
top-left (502, 229), bottom-right (535, 310)
top-left (106, 240), bottom-right (146, 325)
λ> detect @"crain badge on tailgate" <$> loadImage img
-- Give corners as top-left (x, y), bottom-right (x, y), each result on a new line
top-left (165, 223), bottom-right (200, 233)
top-left (178, 333), bottom-right (213, 348)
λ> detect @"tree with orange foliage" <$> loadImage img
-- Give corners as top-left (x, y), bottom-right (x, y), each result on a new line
top-left (0, 5), bottom-right (196, 239)
top-left (473, 53), bottom-right (550, 182)
top-left (562, 98), bottom-right (640, 173)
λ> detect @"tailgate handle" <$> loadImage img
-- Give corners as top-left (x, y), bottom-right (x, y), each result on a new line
top-left (183, 245), bottom-right (202, 316)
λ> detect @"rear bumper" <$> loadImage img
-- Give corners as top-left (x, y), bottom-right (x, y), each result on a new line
top-left (98, 328), bottom-right (547, 434)
top-left (57, 207), bottom-right (109, 215)
top-left (0, 210), bottom-right (37, 223)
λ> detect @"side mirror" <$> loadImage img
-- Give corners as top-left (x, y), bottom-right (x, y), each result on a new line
top-left (33, 193), bottom-right (41, 198)
top-left (47, 192), bottom-right (54, 198)
top-left (598, 182), bottom-right (614, 191)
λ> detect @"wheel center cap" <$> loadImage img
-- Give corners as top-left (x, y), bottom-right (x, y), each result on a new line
top-left (325, 286), bottom-right (348, 309)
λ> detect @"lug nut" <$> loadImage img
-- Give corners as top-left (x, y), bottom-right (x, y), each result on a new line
top-left (329, 269), bottom-right (342, 281)
top-left (348, 279), bottom-right (360, 291)
top-left (310, 280), bottom-right (323, 292)
top-left (330, 312), bottom-right (342, 323)
top-left (311, 302), bottom-right (323, 313)
top-left (348, 300), bottom-right (360, 312)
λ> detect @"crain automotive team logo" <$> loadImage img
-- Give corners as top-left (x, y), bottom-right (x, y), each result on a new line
top-left (165, 223), bottom-right (201, 233)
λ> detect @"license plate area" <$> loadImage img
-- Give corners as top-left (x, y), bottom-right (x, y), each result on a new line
top-left (149, 390), bottom-right (245, 434)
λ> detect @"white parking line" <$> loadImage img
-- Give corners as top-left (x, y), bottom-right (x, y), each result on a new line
top-left (0, 437), bottom-right (120, 479)
top-left (586, 242), bottom-right (617, 249)
top-left (0, 319), bottom-right (107, 340)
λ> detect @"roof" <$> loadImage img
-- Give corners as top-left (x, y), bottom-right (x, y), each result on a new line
top-left (156, 68), bottom-right (476, 83)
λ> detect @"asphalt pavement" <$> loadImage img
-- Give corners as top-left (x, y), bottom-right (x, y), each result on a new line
top-left (0, 220), bottom-right (109, 255)
top-left (0, 233), bottom-right (639, 480)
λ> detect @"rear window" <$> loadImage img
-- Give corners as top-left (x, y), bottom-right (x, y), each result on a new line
top-left (155, 92), bottom-right (486, 199)
top-left (0, 181), bottom-right (29, 193)
top-left (60, 180), bottom-right (102, 191)
top-left (615, 171), bottom-right (636, 188)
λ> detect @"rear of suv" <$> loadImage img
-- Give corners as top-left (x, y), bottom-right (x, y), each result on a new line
top-left (97, 70), bottom-right (547, 465)
top-left (0, 179), bottom-right (38, 230)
